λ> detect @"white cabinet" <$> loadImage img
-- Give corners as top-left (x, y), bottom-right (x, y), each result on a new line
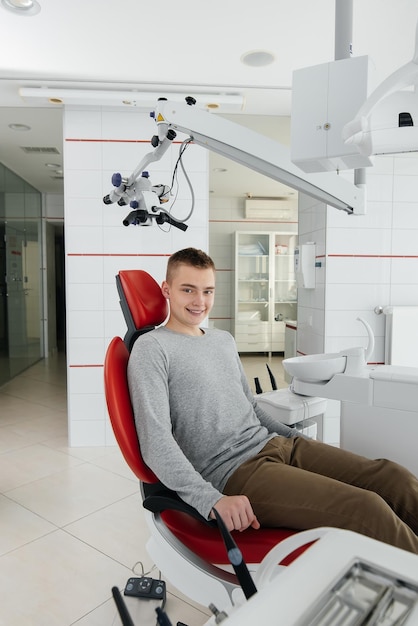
top-left (291, 55), bottom-right (370, 173)
top-left (234, 231), bottom-right (297, 353)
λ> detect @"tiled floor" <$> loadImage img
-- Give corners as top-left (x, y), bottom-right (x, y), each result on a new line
top-left (0, 351), bottom-right (286, 626)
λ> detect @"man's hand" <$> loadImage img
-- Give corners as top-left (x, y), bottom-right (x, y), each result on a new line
top-left (210, 495), bottom-right (260, 532)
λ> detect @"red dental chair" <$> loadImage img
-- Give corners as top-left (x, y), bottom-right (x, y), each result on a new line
top-left (104, 269), bottom-right (311, 609)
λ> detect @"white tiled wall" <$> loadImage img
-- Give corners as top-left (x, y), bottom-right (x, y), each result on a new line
top-left (297, 153), bottom-right (418, 444)
top-left (63, 106), bottom-right (208, 445)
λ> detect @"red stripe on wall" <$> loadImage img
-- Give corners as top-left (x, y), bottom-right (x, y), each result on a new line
top-left (209, 219), bottom-right (298, 224)
top-left (328, 254), bottom-right (418, 258)
top-left (67, 253), bottom-right (171, 257)
top-left (69, 364), bottom-right (103, 368)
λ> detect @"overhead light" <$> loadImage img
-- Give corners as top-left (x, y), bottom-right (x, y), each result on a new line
top-left (241, 50), bottom-right (275, 67)
top-left (45, 163), bottom-right (61, 169)
top-left (1, 0), bottom-right (41, 16)
top-left (18, 87), bottom-right (244, 113)
top-left (20, 146), bottom-right (60, 154)
top-left (245, 198), bottom-right (296, 219)
top-left (8, 123), bottom-right (31, 131)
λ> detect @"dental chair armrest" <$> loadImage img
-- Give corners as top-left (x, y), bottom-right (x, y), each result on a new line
top-left (142, 485), bottom-right (216, 528)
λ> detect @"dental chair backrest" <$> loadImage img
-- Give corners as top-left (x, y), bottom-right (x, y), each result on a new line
top-left (107, 269), bottom-right (168, 482)
top-left (109, 270), bottom-right (214, 510)
top-left (116, 269), bottom-right (169, 351)
top-left (105, 335), bottom-right (157, 482)
top-left (106, 269), bottom-right (226, 523)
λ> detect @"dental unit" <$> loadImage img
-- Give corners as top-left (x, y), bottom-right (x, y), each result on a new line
top-left (282, 317), bottom-right (418, 478)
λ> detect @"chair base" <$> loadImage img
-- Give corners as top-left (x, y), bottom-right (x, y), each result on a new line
top-left (145, 509), bottom-right (240, 609)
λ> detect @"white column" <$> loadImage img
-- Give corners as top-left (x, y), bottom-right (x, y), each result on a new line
top-left (63, 106), bottom-right (209, 446)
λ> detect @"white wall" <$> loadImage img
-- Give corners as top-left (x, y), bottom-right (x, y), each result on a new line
top-left (297, 153), bottom-right (418, 445)
top-left (63, 106), bottom-right (209, 446)
top-left (298, 153), bottom-right (418, 359)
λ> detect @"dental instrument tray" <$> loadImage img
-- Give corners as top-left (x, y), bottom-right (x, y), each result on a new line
top-left (300, 560), bottom-right (418, 625)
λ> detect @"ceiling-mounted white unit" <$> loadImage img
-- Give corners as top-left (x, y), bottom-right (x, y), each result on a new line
top-left (291, 55), bottom-right (372, 172)
top-left (343, 17), bottom-right (418, 158)
top-left (18, 87), bottom-right (244, 113)
top-left (245, 198), bottom-right (297, 219)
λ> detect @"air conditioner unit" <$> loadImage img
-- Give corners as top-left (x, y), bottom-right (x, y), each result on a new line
top-left (245, 198), bottom-right (297, 219)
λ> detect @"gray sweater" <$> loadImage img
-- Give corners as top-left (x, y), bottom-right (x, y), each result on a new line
top-left (127, 326), bottom-right (297, 519)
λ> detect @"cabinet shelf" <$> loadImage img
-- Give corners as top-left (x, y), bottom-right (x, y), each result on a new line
top-left (238, 254), bottom-right (268, 258)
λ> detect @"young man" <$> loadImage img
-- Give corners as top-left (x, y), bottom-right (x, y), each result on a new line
top-left (128, 247), bottom-right (418, 553)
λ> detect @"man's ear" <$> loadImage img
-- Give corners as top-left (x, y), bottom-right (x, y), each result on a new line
top-left (161, 280), bottom-right (170, 299)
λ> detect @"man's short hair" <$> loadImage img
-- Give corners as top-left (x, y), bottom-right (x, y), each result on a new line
top-left (166, 247), bottom-right (215, 282)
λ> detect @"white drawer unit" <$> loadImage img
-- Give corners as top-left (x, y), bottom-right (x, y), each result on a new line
top-left (235, 321), bottom-right (271, 352)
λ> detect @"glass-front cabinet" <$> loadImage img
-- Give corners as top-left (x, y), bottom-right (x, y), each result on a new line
top-left (234, 231), bottom-right (297, 353)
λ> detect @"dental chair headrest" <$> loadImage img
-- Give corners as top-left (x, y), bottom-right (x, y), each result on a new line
top-left (118, 269), bottom-right (169, 329)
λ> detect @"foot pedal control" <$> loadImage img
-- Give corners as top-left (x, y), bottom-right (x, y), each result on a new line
top-left (124, 576), bottom-right (166, 601)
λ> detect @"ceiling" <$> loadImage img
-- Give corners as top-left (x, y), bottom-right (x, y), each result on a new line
top-left (1, 0), bottom-right (418, 200)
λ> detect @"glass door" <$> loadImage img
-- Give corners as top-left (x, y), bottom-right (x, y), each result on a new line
top-left (273, 233), bottom-right (297, 323)
top-left (0, 164), bottom-right (43, 385)
top-left (0, 221), bottom-right (7, 385)
top-left (4, 220), bottom-right (42, 378)
top-left (6, 223), bottom-right (32, 376)
top-left (236, 233), bottom-right (271, 324)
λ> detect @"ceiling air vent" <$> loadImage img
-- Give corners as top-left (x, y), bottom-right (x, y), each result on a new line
top-left (245, 198), bottom-right (297, 220)
top-left (20, 146), bottom-right (61, 154)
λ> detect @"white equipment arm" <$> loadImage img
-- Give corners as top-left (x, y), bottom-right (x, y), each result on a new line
top-left (342, 20), bottom-right (418, 157)
top-left (154, 99), bottom-right (364, 214)
top-left (103, 97), bottom-right (365, 221)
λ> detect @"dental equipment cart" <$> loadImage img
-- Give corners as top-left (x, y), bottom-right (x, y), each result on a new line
top-left (203, 527), bottom-right (418, 625)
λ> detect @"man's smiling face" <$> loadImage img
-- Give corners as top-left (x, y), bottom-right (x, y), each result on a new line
top-left (162, 264), bottom-right (215, 335)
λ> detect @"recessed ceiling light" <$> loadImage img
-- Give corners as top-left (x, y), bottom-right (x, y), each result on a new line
top-left (1, 0), bottom-right (41, 15)
top-left (45, 163), bottom-right (61, 169)
top-left (241, 50), bottom-right (275, 67)
top-left (8, 123), bottom-right (31, 131)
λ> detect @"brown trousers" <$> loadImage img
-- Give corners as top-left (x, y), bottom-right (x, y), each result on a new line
top-left (224, 436), bottom-right (418, 554)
